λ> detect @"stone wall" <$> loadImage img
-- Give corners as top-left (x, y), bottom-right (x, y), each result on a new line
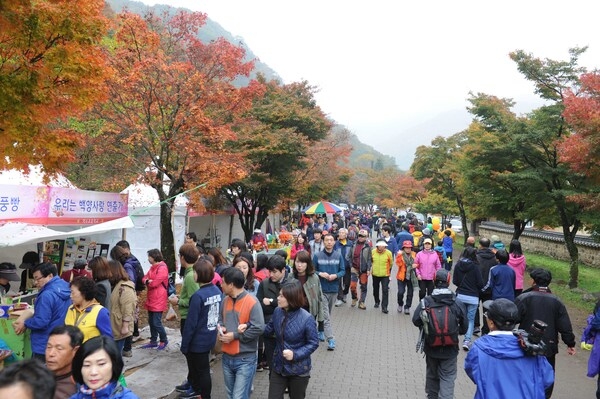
top-left (478, 225), bottom-right (600, 267)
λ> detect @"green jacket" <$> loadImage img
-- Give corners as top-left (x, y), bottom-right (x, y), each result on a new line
top-left (301, 273), bottom-right (325, 322)
top-left (178, 266), bottom-right (199, 319)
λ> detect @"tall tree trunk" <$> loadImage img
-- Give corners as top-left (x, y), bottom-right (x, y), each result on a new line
top-left (159, 199), bottom-right (176, 273)
top-left (561, 217), bottom-right (580, 288)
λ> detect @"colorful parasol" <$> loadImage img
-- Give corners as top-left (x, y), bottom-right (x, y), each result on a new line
top-left (303, 201), bottom-right (343, 215)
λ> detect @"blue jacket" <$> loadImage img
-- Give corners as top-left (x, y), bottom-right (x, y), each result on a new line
top-left (384, 236), bottom-right (398, 257)
top-left (442, 235), bottom-right (453, 253)
top-left (122, 255), bottom-right (141, 286)
top-left (181, 283), bottom-right (222, 354)
top-left (70, 381), bottom-right (139, 399)
top-left (395, 230), bottom-right (414, 247)
top-left (482, 263), bottom-right (516, 301)
top-left (333, 239), bottom-right (353, 268)
top-left (24, 276), bottom-right (71, 355)
top-left (464, 332), bottom-right (554, 399)
top-left (313, 249), bottom-right (345, 294)
top-left (264, 307), bottom-right (319, 377)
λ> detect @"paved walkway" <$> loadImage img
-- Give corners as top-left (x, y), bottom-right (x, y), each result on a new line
top-left (124, 252), bottom-right (597, 398)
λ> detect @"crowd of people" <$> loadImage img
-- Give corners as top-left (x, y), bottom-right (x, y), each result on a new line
top-left (0, 210), bottom-right (594, 399)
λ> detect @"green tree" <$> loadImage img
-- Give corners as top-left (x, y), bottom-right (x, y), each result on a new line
top-left (411, 134), bottom-right (470, 242)
top-left (221, 78), bottom-right (332, 241)
top-left (461, 94), bottom-right (550, 238)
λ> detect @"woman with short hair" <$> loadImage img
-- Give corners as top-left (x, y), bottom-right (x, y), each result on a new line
top-left (64, 276), bottom-right (112, 343)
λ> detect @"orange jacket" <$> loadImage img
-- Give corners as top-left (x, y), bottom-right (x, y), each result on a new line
top-left (395, 251), bottom-right (416, 281)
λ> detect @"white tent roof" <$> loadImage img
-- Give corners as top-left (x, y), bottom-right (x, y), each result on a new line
top-left (122, 182), bottom-right (188, 209)
top-left (0, 216), bottom-right (134, 248)
top-left (0, 165), bottom-right (75, 188)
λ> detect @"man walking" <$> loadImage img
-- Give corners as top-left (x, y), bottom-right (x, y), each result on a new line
top-left (313, 234), bottom-right (345, 350)
top-left (219, 267), bottom-right (265, 399)
top-left (514, 268), bottom-right (576, 398)
top-left (371, 238), bottom-right (393, 314)
top-left (413, 269), bottom-right (467, 399)
top-left (345, 229), bottom-right (372, 310)
top-left (334, 228), bottom-right (353, 307)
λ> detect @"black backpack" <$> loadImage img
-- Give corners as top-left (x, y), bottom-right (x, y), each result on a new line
top-left (132, 260), bottom-right (146, 292)
top-left (421, 297), bottom-right (459, 347)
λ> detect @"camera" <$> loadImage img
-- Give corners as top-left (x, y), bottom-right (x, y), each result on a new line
top-left (513, 319), bottom-right (548, 356)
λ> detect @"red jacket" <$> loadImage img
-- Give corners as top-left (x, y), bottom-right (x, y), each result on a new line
top-left (142, 261), bottom-right (169, 312)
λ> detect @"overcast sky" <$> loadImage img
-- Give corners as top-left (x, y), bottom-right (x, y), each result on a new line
top-left (139, 0), bottom-right (600, 169)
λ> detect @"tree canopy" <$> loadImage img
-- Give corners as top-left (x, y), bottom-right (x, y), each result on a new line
top-left (0, 0), bottom-right (108, 173)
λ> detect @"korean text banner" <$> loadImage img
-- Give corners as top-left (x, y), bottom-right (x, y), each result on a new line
top-left (0, 184), bottom-right (128, 225)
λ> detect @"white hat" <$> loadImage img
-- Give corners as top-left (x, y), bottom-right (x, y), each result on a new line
top-left (375, 239), bottom-right (388, 247)
top-left (253, 228), bottom-right (261, 233)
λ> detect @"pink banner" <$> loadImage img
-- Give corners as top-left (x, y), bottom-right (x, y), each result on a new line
top-left (0, 184), bottom-right (128, 225)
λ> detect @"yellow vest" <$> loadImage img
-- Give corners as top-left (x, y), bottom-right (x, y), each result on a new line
top-left (64, 302), bottom-right (104, 343)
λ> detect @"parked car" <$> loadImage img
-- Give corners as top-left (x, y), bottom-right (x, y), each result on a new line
top-left (449, 218), bottom-right (463, 233)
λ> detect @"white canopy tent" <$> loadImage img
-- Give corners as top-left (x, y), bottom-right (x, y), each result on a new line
top-left (0, 216), bottom-right (134, 248)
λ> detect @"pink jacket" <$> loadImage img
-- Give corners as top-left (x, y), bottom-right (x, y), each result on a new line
top-left (507, 254), bottom-right (526, 289)
top-left (142, 261), bottom-right (169, 312)
top-left (414, 250), bottom-right (441, 281)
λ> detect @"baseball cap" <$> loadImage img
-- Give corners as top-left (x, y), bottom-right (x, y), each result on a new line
top-left (401, 240), bottom-right (413, 249)
top-left (530, 268), bottom-right (552, 287)
top-left (483, 298), bottom-right (520, 327)
top-left (0, 262), bottom-right (20, 281)
top-left (19, 251), bottom-right (39, 269)
top-left (434, 269), bottom-right (450, 288)
top-left (358, 229), bottom-right (368, 237)
top-left (375, 239), bottom-right (388, 247)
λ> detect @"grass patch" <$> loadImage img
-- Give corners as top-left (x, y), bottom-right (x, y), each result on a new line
top-left (527, 253), bottom-right (600, 313)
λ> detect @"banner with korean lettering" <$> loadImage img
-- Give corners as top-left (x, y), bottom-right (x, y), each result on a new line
top-left (0, 184), bottom-right (128, 225)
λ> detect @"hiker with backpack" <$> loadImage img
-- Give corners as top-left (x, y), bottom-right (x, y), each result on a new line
top-left (412, 269), bottom-right (468, 399)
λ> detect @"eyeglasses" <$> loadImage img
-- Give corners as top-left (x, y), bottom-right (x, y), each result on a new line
top-left (33, 275), bottom-right (45, 282)
top-left (358, 234), bottom-right (367, 238)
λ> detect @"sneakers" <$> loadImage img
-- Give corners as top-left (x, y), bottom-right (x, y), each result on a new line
top-left (318, 332), bottom-right (325, 342)
top-left (178, 387), bottom-right (201, 399)
top-left (351, 299), bottom-right (358, 307)
top-left (140, 342), bottom-right (158, 349)
top-left (404, 308), bottom-right (410, 315)
top-left (358, 302), bottom-right (366, 310)
top-left (334, 299), bottom-right (344, 307)
top-left (473, 328), bottom-right (481, 336)
top-left (374, 302), bottom-right (380, 308)
top-left (462, 340), bottom-right (471, 351)
top-left (131, 335), bottom-right (143, 343)
top-left (397, 305), bottom-right (403, 313)
top-left (176, 381), bottom-right (191, 393)
top-left (327, 338), bottom-right (336, 351)
top-left (256, 364), bottom-right (264, 372)
top-left (341, 297), bottom-right (347, 303)
top-left (122, 350), bottom-right (132, 358)
top-left (157, 341), bottom-right (168, 350)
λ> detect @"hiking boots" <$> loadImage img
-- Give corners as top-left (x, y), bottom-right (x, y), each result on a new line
top-left (351, 299), bottom-right (358, 307)
top-left (358, 302), bottom-right (366, 310)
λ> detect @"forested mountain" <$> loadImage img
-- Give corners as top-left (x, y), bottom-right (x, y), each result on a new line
top-left (105, 0), bottom-right (398, 171)
top-left (106, 0), bottom-right (280, 84)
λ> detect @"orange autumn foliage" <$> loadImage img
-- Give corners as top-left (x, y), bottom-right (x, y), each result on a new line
top-left (0, 0), bottom-right (109, 174)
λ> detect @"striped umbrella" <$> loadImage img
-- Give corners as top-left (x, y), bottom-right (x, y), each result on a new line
top-left (303, 201), bottom-right (343, 215)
